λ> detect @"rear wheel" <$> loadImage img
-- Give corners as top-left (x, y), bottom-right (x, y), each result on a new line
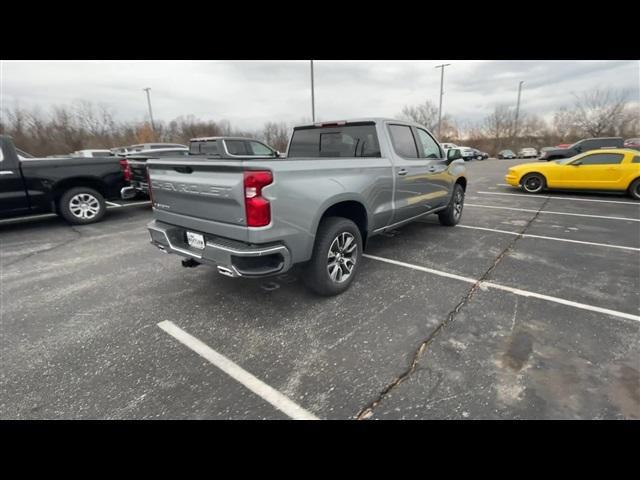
top-left (629, 178), bottom-right (640, 200)
top-left (521, 173), bottom-right (546, 194)
top-left (304, 217), bottom-right (362, 296)
top-left (58, 187), bottom-right (106, 224)
top-left (438, 183), bottom-right (465, 226)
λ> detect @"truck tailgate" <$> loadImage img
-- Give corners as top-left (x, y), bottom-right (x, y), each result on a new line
top-left (147, 159), bottom-right (247, 226)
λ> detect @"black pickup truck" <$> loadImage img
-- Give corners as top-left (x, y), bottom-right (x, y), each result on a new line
top-left (0, 135), bottom-right (129, 224)
top-left (540, 137), bottom-right (624, 161)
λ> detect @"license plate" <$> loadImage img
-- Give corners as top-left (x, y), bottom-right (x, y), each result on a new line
top-left (186, 231), bottom-right (205, 250)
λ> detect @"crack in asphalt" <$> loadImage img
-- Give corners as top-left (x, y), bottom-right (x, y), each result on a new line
top-left (1, 226), bottom-right (84, 268)
top-left (355, 196), bottom-right (552, 420)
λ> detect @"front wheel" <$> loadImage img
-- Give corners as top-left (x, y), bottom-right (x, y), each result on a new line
top-left (438, 183), bottom-right (465, 226)
top-left (521, 173), bottom-right (546, 194)
top-left (304, 217), bottom-right (362, 296)
top-left (58, 187), bottom-right (106, 224)
top-left (629, 178), bottom-right (640, 200)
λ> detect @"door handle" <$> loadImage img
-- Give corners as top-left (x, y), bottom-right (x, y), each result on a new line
top-left (398, 169), bottom-right (408, 176)
top-left (428, 166), bottom-right (437, 172)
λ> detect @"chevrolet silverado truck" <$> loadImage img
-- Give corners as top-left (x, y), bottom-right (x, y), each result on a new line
top-left (146, 118), bottom-right (468, 295)
top-left (0, 135), bottom-right (130, 224)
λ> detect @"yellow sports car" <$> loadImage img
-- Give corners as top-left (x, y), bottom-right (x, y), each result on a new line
top-left (505, 148), bottom-right (640, 199)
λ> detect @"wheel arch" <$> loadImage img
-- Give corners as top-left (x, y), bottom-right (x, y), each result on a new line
top-left (52, 177), bottom-right (108, 204)
top-left (314, 197), bottom-right (369, 249)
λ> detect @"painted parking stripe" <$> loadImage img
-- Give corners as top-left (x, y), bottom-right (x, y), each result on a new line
top-left (457, 224), bottom-right (640, 252)
top-left (0, 201), bottom-right (151, 225)
top-left (477, 191), bottom-right (639, 206)
top-left (465, 203), bottom-right (640, 222)
top-left (106, 201), bottom-right (123, 207)
top-left (362, 254), bottom-right (640, 323)
top-left (157, 320), bottom-right (320, 420)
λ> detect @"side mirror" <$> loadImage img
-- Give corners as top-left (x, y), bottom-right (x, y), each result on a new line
top-left (447, 149), bottom-right (462, 161)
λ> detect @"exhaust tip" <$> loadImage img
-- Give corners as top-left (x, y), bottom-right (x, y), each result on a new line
top-left (217, 266), bottom-right (237, 277)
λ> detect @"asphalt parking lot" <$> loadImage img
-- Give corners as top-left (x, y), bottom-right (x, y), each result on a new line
top-left (1, 158), bottom-right (639, 420)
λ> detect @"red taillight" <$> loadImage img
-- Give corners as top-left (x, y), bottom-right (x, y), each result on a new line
top-left (243, 170), bottom-right (273, 227)
top-left (119, 159), bottom-right (132, 182)
top-left (146, 166), bottom-right (154, 204)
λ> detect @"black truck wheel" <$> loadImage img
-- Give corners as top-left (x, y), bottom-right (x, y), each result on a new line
top-left (58, 187), bottom-right (106, 224)
top-left (438, 183), bottom-right (465, 226)
top-left (304, 217), bottom-right (362, 296)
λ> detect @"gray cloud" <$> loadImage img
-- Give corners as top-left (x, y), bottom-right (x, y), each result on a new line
top-left (1, 60), bottom-right (638, 130)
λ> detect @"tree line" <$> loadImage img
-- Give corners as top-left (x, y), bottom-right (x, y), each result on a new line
top-left (1, 88), bottom-right (637, 157)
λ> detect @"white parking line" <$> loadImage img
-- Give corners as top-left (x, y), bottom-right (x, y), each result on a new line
top-left (457, 224), bottom-right (640, 252)
top-left (362, 254), bottom-right (640, 323)
top-left (477, 191), bottom-right (639, 206)
top-left (105, 201), bottom-right (122, 207)
top-left (465, 203), bottom-right (640, 222)
top-left (157, 320), bottom-right (320, 420)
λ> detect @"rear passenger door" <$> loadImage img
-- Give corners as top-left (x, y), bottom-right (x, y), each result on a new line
top-left (387, 123), bottom-right (443, 224)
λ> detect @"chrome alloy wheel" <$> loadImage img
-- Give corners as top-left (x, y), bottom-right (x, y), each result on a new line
top-left (327, 232), bottom-right (357, 283)
top-left (69, 193), bottom-right (101, 219)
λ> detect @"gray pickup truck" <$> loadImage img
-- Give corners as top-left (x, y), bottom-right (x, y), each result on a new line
top-left (146, 118), bottom-right (468, 295)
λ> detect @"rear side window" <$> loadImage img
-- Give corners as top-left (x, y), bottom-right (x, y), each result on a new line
top-left (287, 123), bottom-right (381, 158)
top-left (579, 153), bottom-right (624, 165)
top-left (190, 141), bottom-right (219, 155)
top-left (155, 150), bottom-right (188, 157)
top-left (225, 140), bottom-right (250, 155)
top-left (632, 156), bottom-right (640, 163)
top-left (247, 141), bottom-right (276, 156)
top-left (388, 124), bottom-right (418, 158)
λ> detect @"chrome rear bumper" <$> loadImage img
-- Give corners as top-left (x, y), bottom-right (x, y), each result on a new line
top-left (147, 219), bottom-right (292, 278)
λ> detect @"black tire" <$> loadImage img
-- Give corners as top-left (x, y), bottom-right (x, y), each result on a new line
top-left (58, 187), bottom-right (106, 224)
top-left (304, 217), bottom-right (362, 296)
top-left (629, 178), bottom-right (640, 200)
top-left (520, 173), bottom-right (546, 194)
top-left (438, 183), bottom-right (465, 226)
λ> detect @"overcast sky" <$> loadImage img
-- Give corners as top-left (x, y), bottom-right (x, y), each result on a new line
top-left (1, 60), bottom-right (638, 130)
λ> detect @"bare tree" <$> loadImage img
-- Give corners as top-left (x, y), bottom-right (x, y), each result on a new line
top-left (572, 88), bottom-right (630, 137)
top-left (398, 100), bottom-right (439, 131)
top-left (260, 121), bottom-right (290, 152)
top-left (483, 105), bottom-right (515, 151)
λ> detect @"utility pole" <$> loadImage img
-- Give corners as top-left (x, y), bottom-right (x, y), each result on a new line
top-left (310, 60), bottom-right (316, 123)
top-left (513, 80), bottom-right (524, 141)
top-left (143, 87), bottom-right (155, 131)
top-left (435, 63), bottom-right (451, 137)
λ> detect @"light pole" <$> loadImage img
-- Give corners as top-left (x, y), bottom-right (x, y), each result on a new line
top-left (513, 80), bottom-right (524, 141)
top-left (435, 63), bottom-right (451, 138)
top-left (143, 87), bottom-right (155, 131)
top-left (310, 60), bottom-right (316, 123)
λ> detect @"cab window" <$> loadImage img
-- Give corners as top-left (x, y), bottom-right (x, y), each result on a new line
top-left (577, 153), bottom-right (624, 165)
top-left (415, 128), bottom-right (442, 159)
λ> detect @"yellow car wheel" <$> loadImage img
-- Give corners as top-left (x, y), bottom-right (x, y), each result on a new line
top-left (629, 178), bottom-right (640, 200)
top-left (521, 173), bottom-right (546, 194)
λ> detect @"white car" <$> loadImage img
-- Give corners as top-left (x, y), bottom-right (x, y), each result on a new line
top-left (517, 147), bottom-right (538, 159)
top-left (458, 147), bottom-right (477, 161)
top-left (72, 149), bottom-right (112, 158)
